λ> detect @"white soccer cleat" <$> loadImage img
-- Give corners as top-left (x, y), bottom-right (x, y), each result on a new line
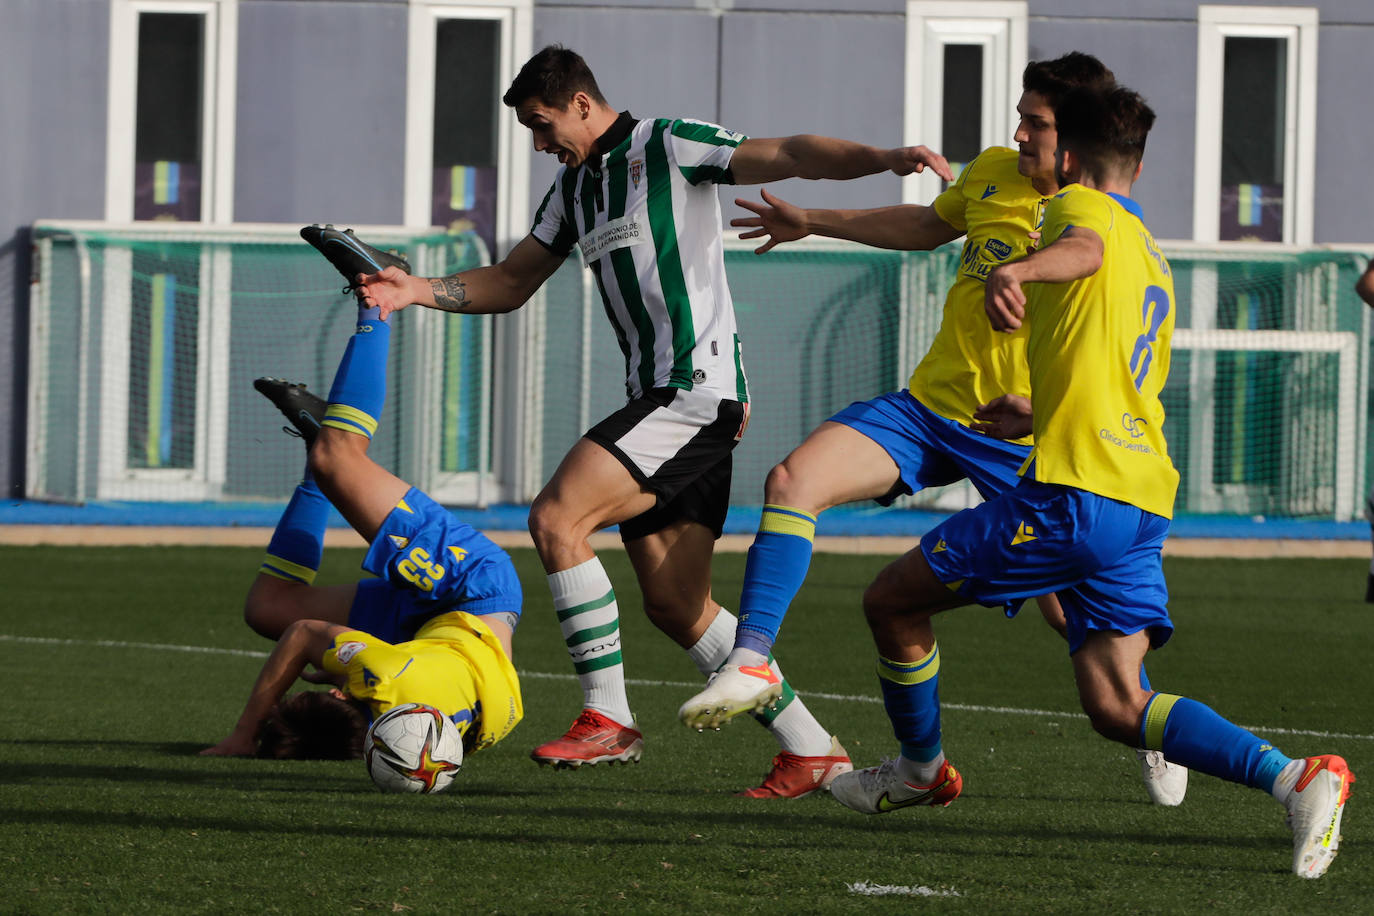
top-left (829, 758), bottom-right (962, 814)
top-left (678, 663), bottom-right (783, 731)
top-left (1285, 755), bottom-right (1355, 879)
top-left (1136, 749), bottom-right (1188, 807)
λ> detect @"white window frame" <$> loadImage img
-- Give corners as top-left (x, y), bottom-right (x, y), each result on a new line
top-left (1192, 5), bottom-right (1318, 244)
top-left (105, 0), bottom-right (238, 224)
top-left (404, 1), bottom-right (532, 505)
top-left (404, 0), bottom-right (532, 252)
top-left (903, 1), bottom-right (1027, 206)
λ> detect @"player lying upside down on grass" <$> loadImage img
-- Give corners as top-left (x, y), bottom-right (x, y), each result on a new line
top-left (201, 228), bottom-right (522, 760)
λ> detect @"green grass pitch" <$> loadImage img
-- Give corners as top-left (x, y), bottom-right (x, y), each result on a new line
top-left (1, 545), bottom-right (1370, 913)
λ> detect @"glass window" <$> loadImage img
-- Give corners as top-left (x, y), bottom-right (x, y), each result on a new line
top-left (1218, 37), bottom-right (1287, 242)
top-left (940, 43), bottom-right (984, 177)
top-left (134, 13), bottom-right (205, 221)
top-left (1193, 6), bottom-right (1317, 244)
top-left (432, 18), bottom-right (502, 255)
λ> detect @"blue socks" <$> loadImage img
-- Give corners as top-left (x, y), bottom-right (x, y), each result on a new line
top-left (876, 645), bottom-right (943, 763)
top-left (1141, 693), bottom-right (1294, 791)
top-left (736, 505), bottom-right (818, 656)
top-left (323, 306), bottom-right (390, 440)
top-left (260, 477), bottom-right (330, 584)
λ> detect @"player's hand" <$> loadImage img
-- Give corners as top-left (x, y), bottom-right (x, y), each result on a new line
top-left (887, 146), bottom-right (954, 182)
top-left (1025, 230), bottom-right (1042, 254)
top-left (984, 265), bottom-right (1026, 332)
top-left (356, 266), bottom-right (418, 320)
top-left (971, 394), bottom-right (1033, 440)
top-left (731, 189), bottom-right (809, 254)
top-left (199, 733), bottom-right (255, 757)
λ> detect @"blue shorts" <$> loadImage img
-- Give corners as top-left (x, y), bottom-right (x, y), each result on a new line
top-left (347, 488), bottom-right (523, 644)
top-left (921, 480), bottom-right (1173, 654)
top-left (829, 390), bottom-right (1030, 504)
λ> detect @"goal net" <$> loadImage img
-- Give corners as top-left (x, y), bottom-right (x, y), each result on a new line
top-left (27, 222), bottom-right (1371, 523)
top-left (28, 221), bottom-right (492, 506)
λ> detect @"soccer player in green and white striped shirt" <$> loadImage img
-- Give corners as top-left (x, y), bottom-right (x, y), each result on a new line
top-left (358, 45), bottom-right (951, 797)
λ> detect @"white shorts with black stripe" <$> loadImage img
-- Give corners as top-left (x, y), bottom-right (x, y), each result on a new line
top-left (584, 386), bottom-right (749, 541)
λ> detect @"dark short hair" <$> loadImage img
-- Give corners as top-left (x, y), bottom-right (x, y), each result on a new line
top-left (1055, 85), bottom-right (1157, 182)
top-left (502, 45), bottom-right (607, 109)
top-left (255, 691), bottom-right (369, 760)
top-left (1022, 51), bottom-right (1115, 109)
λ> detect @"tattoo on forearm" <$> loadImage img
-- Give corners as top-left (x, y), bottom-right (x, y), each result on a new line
top-left (430, 276), bottom-right (473, 312)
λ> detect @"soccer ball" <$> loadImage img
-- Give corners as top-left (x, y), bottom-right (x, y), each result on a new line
top-left (364, 703), bottom-right (464, 794)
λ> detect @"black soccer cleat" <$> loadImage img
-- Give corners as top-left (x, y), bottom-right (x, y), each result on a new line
top-left (300, 224), bottom-right (411, 292)
top-left (254, 377), bottom-right (326, 447)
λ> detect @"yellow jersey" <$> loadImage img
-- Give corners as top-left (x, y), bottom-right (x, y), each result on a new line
top-left (322, 611), bottom-right (523, 754)
top-left (909, 147), bottom-right (1049, 444)
top-left (1020, 185), bottom-right (1179, 518)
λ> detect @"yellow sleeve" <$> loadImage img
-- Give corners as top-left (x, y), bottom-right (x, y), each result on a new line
top-left (932, 161), bottom-right (971, 232)
top-left (1042, 188), bottom-right (1114, 248)
top-left (321, 630), bottom-right (413, 701)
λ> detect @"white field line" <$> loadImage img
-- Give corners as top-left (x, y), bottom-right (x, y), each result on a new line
top-left (5, 633), bottom-right (1372, 744)
top-left (846, 881), bottom-right (960, 898)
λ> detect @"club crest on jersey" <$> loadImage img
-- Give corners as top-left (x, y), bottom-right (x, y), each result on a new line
top-left (629, 158), bottom-right (644, 189)
top-left (336, 641), bottom-right (367, 664)
top-left (692, 369), bottom-right (707, 382)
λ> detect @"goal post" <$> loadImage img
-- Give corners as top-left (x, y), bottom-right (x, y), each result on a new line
top-left (24, 221), bottom-right (1372, 526)
top-left (27, 220), bottom-right (493, 506)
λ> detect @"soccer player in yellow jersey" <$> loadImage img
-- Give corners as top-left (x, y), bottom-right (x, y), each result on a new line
top-left (828, 85), bottom-right (1354, 880)
top-left (679, 53), bottom-right (1186, 806)
top-left (202, 233), bottom-right (523, 762)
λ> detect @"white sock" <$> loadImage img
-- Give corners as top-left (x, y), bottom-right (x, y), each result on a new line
top-left (548, 557), bottom-right (632, 726)
top-left (762, 684), bottom-right (835, 757)
top-left (897, 752), bottom-right (946, 786)
top-left (685, 606), bottom-right (736, 676)
top-left (1271, 757), bottom-right (1306, 804)
top-left (726, 646), bottom-right (768, 669)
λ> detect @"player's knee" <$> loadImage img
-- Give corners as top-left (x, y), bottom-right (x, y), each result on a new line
top-left (243, 588), bottom-right (285, 639)
top-left (526, 493), bottom-right (563, 548)
top-left (243, 576), bottom-right (308, 640)
top-left (764, 461), bottom-right (798, 503)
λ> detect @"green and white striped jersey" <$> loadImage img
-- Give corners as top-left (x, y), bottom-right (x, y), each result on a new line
top-left (531, 113), bottom-right (750, 403)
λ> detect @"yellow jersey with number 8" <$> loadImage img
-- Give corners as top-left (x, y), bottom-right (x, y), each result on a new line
top-left (1020, 185), bottom-right (1178, 518)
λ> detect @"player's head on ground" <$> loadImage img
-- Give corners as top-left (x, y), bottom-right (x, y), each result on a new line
top-left (255, 689), bottom-right (370, 760)
top-left (504, 45), bottom-right (615, 168)
top-left (1053, 85), bottom-right (1156, 191)
top-left (1015, 52), bottom-right (1116, 183)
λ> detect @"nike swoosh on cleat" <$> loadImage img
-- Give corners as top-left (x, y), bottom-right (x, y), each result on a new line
top-left (737, 664), bottom-right (780, 684)
top-left (327, 238), bottom-right (382, 271)
top-left (1295, 758), bottom-right (1325, 792)
top-left (874, 782), bottom-right (944, 812)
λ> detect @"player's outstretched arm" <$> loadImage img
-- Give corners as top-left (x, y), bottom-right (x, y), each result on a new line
top-left (733, 191), bottom-right (962, 255)
top-left (200, 619), bottom-right (347, 757)
top-left (984, 226), bottom-right (1104, 332)
top-left (1356, 262), bottom-right (1374, 308)
top-left (355, 235), bottom-right (565, 320)
top-left (729, 136), bottom-right (953, 185)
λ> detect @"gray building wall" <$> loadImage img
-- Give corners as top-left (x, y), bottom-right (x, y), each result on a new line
top-left (2, 0), bottom-right (1372, 498)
